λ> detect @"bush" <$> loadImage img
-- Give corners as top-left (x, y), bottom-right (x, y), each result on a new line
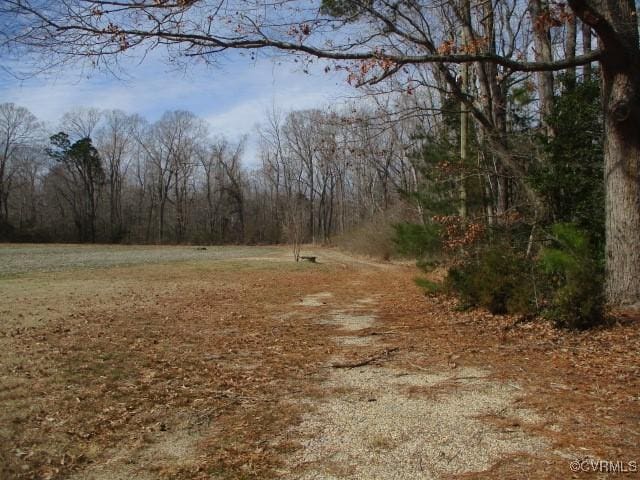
top-left (447, 243), bottom-right (536, 315)
top-left (539, 223), bottom-right (604, 329)
top-left (444, 223), bottom-right (605, 329)
top-left (392, 222), bottom-right (442, 260)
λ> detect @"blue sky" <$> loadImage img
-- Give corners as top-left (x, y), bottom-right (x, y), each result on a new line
top-left (0, 51), bottom-right (355, 165)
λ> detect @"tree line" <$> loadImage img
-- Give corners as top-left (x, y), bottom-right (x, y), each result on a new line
top-left (0, 103), bottom-right (420, 245)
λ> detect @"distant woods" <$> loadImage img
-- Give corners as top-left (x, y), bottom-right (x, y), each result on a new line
top-left (0, 103), bottom-right (419, 244)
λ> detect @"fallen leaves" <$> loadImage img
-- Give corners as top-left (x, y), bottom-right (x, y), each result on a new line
top-left (1, 253), bottom-right (638, 479)
top-left (1, 264), bottom-right (348, 479)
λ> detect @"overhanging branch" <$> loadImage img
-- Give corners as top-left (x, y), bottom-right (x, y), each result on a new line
top-left (6, 2), bottom-right (604, 75)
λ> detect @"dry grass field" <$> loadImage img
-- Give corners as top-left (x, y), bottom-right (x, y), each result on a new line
top-left (1, 244), bottom-right (638, 479)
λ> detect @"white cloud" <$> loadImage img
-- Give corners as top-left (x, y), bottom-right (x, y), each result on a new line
top-left (201, 59), bottom-right (354, 166)
top-left (205, 88), bottom-right (337, 167)
top-left (1, 54), bottom-right (355, 166)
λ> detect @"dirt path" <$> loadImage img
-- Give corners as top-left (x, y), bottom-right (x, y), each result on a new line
top-left (1, 245), bottom-right (638, 479)
top-left (282, 289), bottom-right (557, 479)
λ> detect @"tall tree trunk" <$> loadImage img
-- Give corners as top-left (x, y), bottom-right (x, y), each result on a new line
top-left (109, 166), bottom-right (123, 241)
top-left (174, 176), bottom-right (182, 242)
top-left (0, 177), bottom-right (5, 224)
top-left (206, 172), bottom-right (215, 241)
top-left (459, 0), bottom-right (470, 219)
top-left (469, 0), bottom-right (520, 222)
top-left (582, 21), bottom-right (593, 81)
top-left (309, 164), bottom-right (315, 243)
top-left (88, 183), bottom-right (97, 243)
top-left (570, 0), bottom-right (640, 308)
top-left (459, 64), bottom-right (469, 219)
top-left (158, 198), bottom-right (165, 243)
top-left (565, 15), bottom-right (577, 90)
top-left (603, 71), bottom-right (640, 307)
top-left (530, 0), bottom-right (555, 135)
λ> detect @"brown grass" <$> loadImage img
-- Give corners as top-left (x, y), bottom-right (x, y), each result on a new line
top-left (1, 250), bottom-right (352, 479)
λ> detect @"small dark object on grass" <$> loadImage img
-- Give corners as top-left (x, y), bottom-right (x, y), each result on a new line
top-left (196, 247), bottom-right (207, 251)
top-left (300, 256), bottom-right (317, 263)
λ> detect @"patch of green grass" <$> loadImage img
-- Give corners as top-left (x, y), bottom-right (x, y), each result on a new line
top-left (414, 277), bottom-right (442, 294)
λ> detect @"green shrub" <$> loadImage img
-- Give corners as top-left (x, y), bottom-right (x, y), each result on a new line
top-left (447, 244), bottom-right (536, 315)
top-left (539, 223), bottom-right (604, 329)
top-left (530, 79), bottom-right (604, 252)
top-left (392, 222), bottom-right (442, 259)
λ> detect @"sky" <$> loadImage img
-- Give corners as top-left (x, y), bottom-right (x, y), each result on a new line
top-left (0, 51), bottom-right (356, 166)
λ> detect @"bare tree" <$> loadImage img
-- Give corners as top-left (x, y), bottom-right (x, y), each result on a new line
top-left (135, 117), bottom-right (174, 243)
top-left (198, 138), bottom-right (225, 242)
top-left (284, 110), bottom-right (322, 243)
top-left (9, 143), bottom-right (46, 231)
top-left (61, 107), bottom-right (102, 140)
top-left (284, 193), bottom-right (307, 262)
top-left (218, 138), bottom-right (246, 243)
top-left (95, 109), bottom-right (135, 240)
top-left (133, 111), bottom-right (206, 242)
top-left (0, 103), bottom-right (41, 226)
top-left (258, 106), bottom-right (289, 239)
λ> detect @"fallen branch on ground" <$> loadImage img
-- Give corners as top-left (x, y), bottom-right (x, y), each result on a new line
top-left (331, 347), bottom-right (399, 368)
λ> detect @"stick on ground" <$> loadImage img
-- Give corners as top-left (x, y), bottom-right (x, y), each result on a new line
top-left (330, 347), bottom-right (399, 369)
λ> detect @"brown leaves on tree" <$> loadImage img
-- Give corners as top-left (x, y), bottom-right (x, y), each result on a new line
top-left (343, 58), bottom-right (399, 86)
top-left (432, 215), bottom-right (485, 251)
top-left (287, 23), bottom-right (313, 42)
top-left (533, 5), bottom-right (573, 33)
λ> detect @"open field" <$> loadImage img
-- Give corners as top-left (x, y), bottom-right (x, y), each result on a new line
top-left (1, 244), bottom-right (639, 479)
top-left (0, 244), bottom-right (287, 277)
